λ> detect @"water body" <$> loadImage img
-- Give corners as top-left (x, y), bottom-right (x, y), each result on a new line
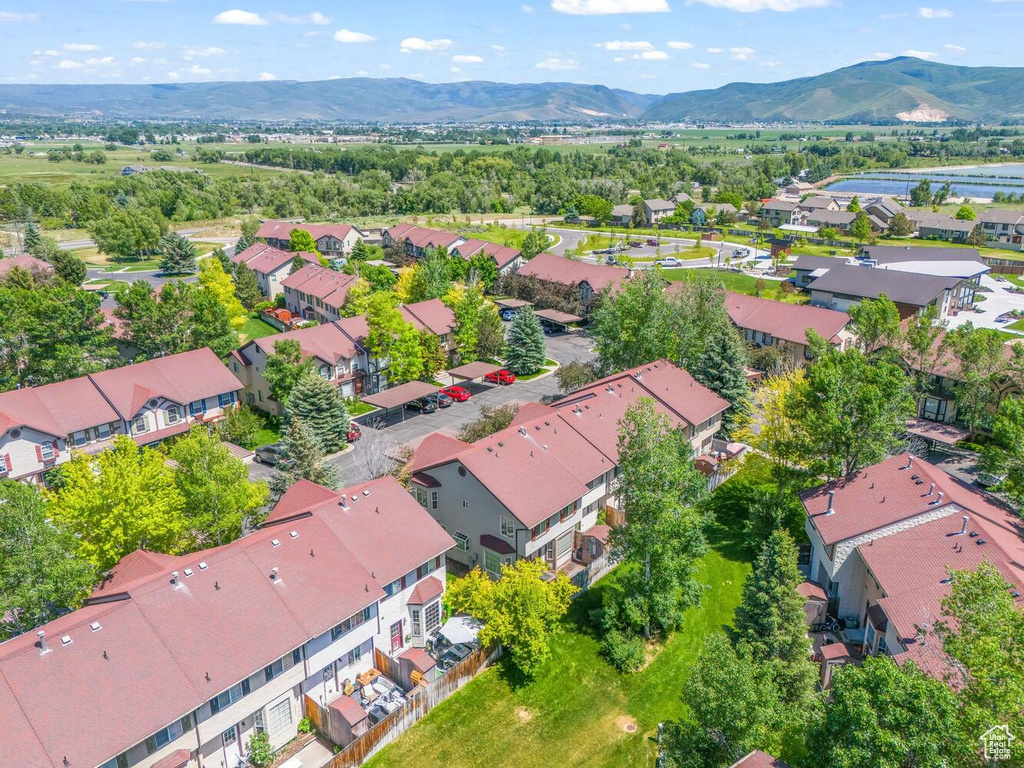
top-left (827, 164), bottom-right (1024, 199)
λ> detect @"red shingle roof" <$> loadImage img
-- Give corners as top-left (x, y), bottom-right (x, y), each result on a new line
top-left (329, 694), bottom-right (368, 726)
top-left (454, 239), bottom-right (522, 270)
top-left (257, 221), bottom-right (360, 242)
top-left (400, 299), bottom-right (456, 337)
top-left (248, 322), bottom-right (361, 365)
top-left (233, 243), bottom-right (317, 276)
top-left (282, 263), bottom-right (359, 310)
top-left (408, 575), bottom-right (444, 604)
top-left (518, 252), bottom-right (629, 293)
top-left (398, 647), bottom-right (435, 673)
top-left (0, 254), bottom-right (53, 277)
top-left (724, 291), bottom-right (849, 346)
top-left (732, 751), bottom-right (791, 768)
top-left (0, 376), bottom-right (118, 438)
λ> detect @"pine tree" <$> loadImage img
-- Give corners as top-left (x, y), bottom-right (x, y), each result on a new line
top-left (693, 325), bottom-right (749, 433)
top-left (349, 238), bottom-right (371, 261)
top-left (22, 222), bottom-right (41, 254)
top-left (233, 261), bottom-right (262, 309)
top-left (734, 530), bottom-right (818, 705)
top-left (286, 371), bottom-right (350, 454)
top-left (847, 195), bottom-right (861, 213)
top-left (504, 309), bottom-right (546, 376)
top-left (158, 232), bottom-right (198, 275)
top-left (271, 418), bottom-right (339, 495)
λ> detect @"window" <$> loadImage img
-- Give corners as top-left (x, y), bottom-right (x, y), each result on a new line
top-left (347, 645), bottom-right (362, 666)
top-left (384, 578), bottom-right (403, 598)
top-left (414, 487), bottom-right (429, 508)
top-left (222, 726), bottom-right (237, 746)
top-left (97, 756), bottom-right (128, 768)
top-left (500, 516), bottom-right (515, 540)
top-left (430, 490), bottom-right (438, 510)
top-left (218, 392), bottom-right (236, 408)
top-left (556, 530), bottom-right (573, 557)
top-left (425, 601), bottom-right (441, 634)
top-left (267, 698), bottom-right (293, 737)
top-left (322, 662), bottom-right (334, 682)
top-left (292, 648), bottom-right (302, 666)
top-left (411, 607), bottom-right (422, 638)
top-left (165, 405), bottom-right (182, 425)
top-left (264, 658), bottom-right (284, 682)
top-left (331, 606), bottom-right (372, 641)
top-left (0, 455), bottom-right (7, 474)
top-left (40, 442), bottom-right (55, 461)
top-left (390, 620), bottom-right (403, 652)
top-left (72, 430), bottom-right (88, 447)
top-left (97, 423), bottom-right (112, 439)
top-left (210, 679), bottom-right (250, 713)
top-left (453, 531), bottom-right (469, 551)
top-left (531, 519), bottom-right (549, 539)
top-left (188, 399), bottom-right (205, 417)
top-left (146, 717), bottom-right (191, 754)
top-left (586, 476), bottom-right (602, 491)
top-left (484, 550), bottom-right (502, 578)
top-left (417, 558), bottom-right (436, 580)
top-left (132, 415), bottom-right (148, 435)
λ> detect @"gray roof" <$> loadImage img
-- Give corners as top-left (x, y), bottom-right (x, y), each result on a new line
top-left (792, 254), bottom-right (850, 272)
top-left (698, 203), bottom-right (738, 215)
top-left (644, 199), bottom-right (676, 212)
top-left (861, 245), bottom-right (983, 265)
top-left (799, 196), bottom-right (839, 211)
top-left (611, 204), bottom-right (634, 217)
top-left (806, 210), bottom-right (856, 226)
top-left (979, 209), bottom-right (1024, 225)
top-left (763, 200), bottom-right (799, 211)
top-left (906, 212), bottom-right (975, 233)
top-left (808, 263), bottom-right (961, 306)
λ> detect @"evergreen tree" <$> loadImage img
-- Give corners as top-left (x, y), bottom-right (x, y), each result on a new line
top-left (285, 371), bottom-right (350, 454)
top-left (233, 261), bottom-right (262, 309)
top-left (271, 418), bottom-right (339, 494)
top-left (212, 247), bottom-right (232, 272)
top-left (263, 339), bottom-right (315, 405)
top-left (734, 530), bottom-right (818, 705)
top-left (22, 221), bottom-right (41, 253)
top-left (846, 195), bottom-right (861, 213)
top-left (349, 238), bottom-right (372, 261)
top-left (158, 232), bottom-right (198, 275)
top-left (692, 325), bottom-right (749, 433)
top-left (504, 309), bottom-right (546, 376)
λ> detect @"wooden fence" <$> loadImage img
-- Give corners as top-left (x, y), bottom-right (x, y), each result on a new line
top-left (310, 643), bottom-right (502, 767)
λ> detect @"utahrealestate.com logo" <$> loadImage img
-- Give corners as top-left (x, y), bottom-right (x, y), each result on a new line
top-left (980, 725), bottom-right (1016, 762)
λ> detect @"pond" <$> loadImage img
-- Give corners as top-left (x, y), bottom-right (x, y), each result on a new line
top-left (826, 163), bottom-right (1024, 200)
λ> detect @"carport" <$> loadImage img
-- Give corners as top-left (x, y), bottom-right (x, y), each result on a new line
top-left (446, 361), bottom-right (504, 392)
top-left (905, 417), bottom-right (969, 451)
top-left (534, 308), bottom-right (582, 332)
top-left (361, 381), bottom-right (442, 423)
top-left (494, 298), bottom-right (533, 311)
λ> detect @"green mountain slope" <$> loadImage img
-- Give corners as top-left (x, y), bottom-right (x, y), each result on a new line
top-left (642, 57), bottom-right (1024, 123)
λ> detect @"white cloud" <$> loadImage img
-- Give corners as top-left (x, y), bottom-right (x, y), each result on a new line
top-left (707, 47), bottom-right (723, 53)
top-left (188, 64), bottom-right (213, 75)
top-left (453, 54), bottom-right (484, 63)
top-left (551, 0), bottom-right (670, 14)
top-left (152, 57), bottom-right (168, 64)
top-left (258, 71), bottom-right (277, 80)
top-left (944, 43), bottom-right (966, 52)
top-left (692, 61), bottom-right (711, 68)
top-left (212, 9), bottom-right (268, 25)
top-left (355, 71), bottom-right (369, 76)
top-left (63, 43), bottom-right (101, 51)
top-left (687, 0), bottom-right (830, 11)
top-left (596, 40), bottom-right (653, 50)
top-left (759, 60), bottom-right (781, 66)
top-left (183, 46), bottom-right (226, 60)
top-left (614, 56), bottom-right (627, 62)
top-left (333, 29), bottom-right (376, 43)
top-left (57, 60), bottom-right (84, 70)
top-left (133, 41), bottom-right (166, 50)
top-left (167, 71), bottom-right (181, 80)
top-left (400, 37), bottom-right (452, 52)
top-left (271, 10), bottom-right (332, 24)
top-left (535, 56), bottom-right (579, 70)
top-left (667, 40), bottom-right (693, 49)
top-left (450, 66), bottom-right (462, 73)
top-left (521, 4), bottom-right (535, 11)
top-left (636, 50), bottom-right (669, 59)
top-left (492, 44), bottom-right (505, 51)
top-left (730, 46), bottom-right (755, 59)
top-left (129, 57), bottom-right (147, 65)
top-left (380, 63), bottom-right (393, 70)
top-left (918, 6), bottom-right (953, 17)
top-left (872, 51), bottom-right (894, 59)
top-left (879, 12), bottom-right (908, 18)
top-left (0, 12), bottom-right (38, 21)
top-left (903, 49), bottom-right (938, 59)
top-left (34, 49), bottom-right (59, 56)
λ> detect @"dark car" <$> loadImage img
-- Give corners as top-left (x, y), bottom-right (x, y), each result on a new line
top-left (407, 398), bottom-right (437, 414)
top-left (254, 443), bottom-right (289, 466)
top-left (628, 240), bottom-right (644, 248)
top-left (499, 308), bottom-right (518, 321)
top-left (646, 238), bottom-right (659, 246)
top-left (484, 369), bottom-right (516, 385)
top-left (347, 423), bottom-right (362, 442)
top-left (425, 392), bottom-right (454, 409)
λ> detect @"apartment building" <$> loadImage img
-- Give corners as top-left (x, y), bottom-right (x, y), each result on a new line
top-left (381, 224), bottom-right (465, 259)
top-left (408, 360), bottom-right (728, 576)
top-left (516, 251), bottom-right (630, 309)
top-left (0, 349), bottom-right (241, 483)
top-left (978, 209), bottom-right (1024, 246)
top-left (0, 476), bottom-right (453, 768)
top-left (281, 264), bottom-right (361, 324)
top-left (451, 239), bottom-right (524, 275)
top-left (230, 244), bottom-right (319, 300)
top-left (256, 221), bottom-right (366, 258)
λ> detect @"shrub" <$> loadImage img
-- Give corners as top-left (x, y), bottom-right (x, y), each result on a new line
top-left (218, 406), bottom-right (263, 448)
top-left (602, 628), bottom-right (646, 673)
top-left (297, 717), bottom-right (314, 734)
top-left (248, 732), bottom-right (272, 767)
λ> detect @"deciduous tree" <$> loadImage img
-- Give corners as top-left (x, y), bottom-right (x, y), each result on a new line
top-left (887, 212), bottom-right (914, 237)
top-left (519, 228), bottom-right (549, 260)
top-left (289, 228), bottom-right (319, 254)
top-left (198, 257), bottom-right (247, 329)
top-left (90, 208), bottom-right (165, 262)
top-left (365, 292), bottom-right (424, 385)
top-left (262, 339), bottom-right (314, 406)
top-left (946, 323), bottom-right (1008, 434)
top-left (848, 294), bottom-right (901, 351)
top-left (590, 270), bottom-right (675, 373)
top-left (955, 204), bottom-right (976, 220)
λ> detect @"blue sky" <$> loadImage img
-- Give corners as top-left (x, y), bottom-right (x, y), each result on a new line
top-left (3, 0), bottom-right (1021, 93)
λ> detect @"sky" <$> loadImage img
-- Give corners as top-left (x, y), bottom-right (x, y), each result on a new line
top-left (2, 0), bottom-right (1021, 93)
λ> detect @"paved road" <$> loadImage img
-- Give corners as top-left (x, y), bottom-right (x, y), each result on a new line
top-left (250, 331), bottom-right (596, 487)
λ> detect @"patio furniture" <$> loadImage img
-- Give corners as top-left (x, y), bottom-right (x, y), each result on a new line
top-left (356, 668), bottom-right (381, 687)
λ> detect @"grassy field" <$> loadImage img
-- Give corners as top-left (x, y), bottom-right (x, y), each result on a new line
top-left (366, 534), bottom-right (750, 768)
top-left (71, 241), bottom-right (223, 271)
top-left (663, 267), bottom-right (807, 304)
top-left (456, 224), bottom-right (530, 249)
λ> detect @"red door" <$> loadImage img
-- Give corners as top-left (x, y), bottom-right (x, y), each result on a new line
top-left (390, 620), bottom-right (403, 652)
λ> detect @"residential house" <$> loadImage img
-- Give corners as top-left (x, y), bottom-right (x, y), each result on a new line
top-left (804, 209), bottom-right (857, 233)
top-left (798, 196), bottom-right (841, 213)
top-left (979, 209), bottom-right (1024, 246)
top-left (724, 292), bottom-right (854, 366)
top-left (0, 348), bottom-right (241, 483)
top-left (610, 203), bottom-right (634, 227)
top-left (381, 225), bottom-right (465, 259)
top-left (1, 475), bottom-right (452, 768)
top-left (257, 221), bottom-right (367, 258)
top-left (381, 222), bottom-right (419, 249)
top-left (400, 298), bottom-right (457, 359)
top-left (791, 255), bottom-right (850, 288)
top-left (760, 199), bottom-right (802, 228)
top-left (451, 239), bottom-right (524, 275)
top-left (806, 263), bottom-right (975, 319)
top-left (784, 181), bottom-right (815, 196)
top-left (642, 199), bottom-right (676, 225)
top-left (408, 360), bottom-right (728, 575)
top-left (230, 244), bottom-right (319, 300)
top-left (863, 198), bottom-right (904, 228)
top-left (517, 251), bottom-right (629, 310)
top-left (0, 253), bottom-right (54, 279)
top-left (691, 203), bottom-right (738, 226)
top-left (801, 454), bottom-right (1024, 677)
top-left (282, 264), bottom-right (361, 323)
top-left (907, 212), bottom-right (974, 243)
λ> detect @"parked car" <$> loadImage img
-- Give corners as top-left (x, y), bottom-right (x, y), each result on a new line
top-left (977, 472), bottom-right (1006, 488)
top-left (440, 385), bottom-right (471, 402)
top-left (656, 257), bottom-right (683, 268)
top-left (646, 238), bottom-right (659, 246)
top-left (425, 391), bottom-right (453, 409)
top-left (407, 398), bottom-right (437, 414)
top-left (628, 240), bottom-right (644, 248)
top-left (254, 443), bottom-right (289, 466)
top-left (500, 308), bottom-right (518, 321)
top-left (484, 369), bottom-right (516, 385)
top-left (347, 423), bottom-right (362, 442)
top-left (732, 248), bottom-right (750, 258)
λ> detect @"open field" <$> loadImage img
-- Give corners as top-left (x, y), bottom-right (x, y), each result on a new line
top-left (70, 241), bottom-right (222, 270)
top-left (664, 267), bottom-right (808, 303)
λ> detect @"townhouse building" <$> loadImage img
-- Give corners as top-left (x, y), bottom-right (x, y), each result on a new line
top-left (381, 224), bottom-right (465, 259)
top-left (230, 244), bottom-right (319, 301)
top-left (408, 360), bottom-right (728, 578)
top-left (760, 200), bottom-right (802, 228)
top-left (256, 221), bottom-right (366, 259)
top-left (804, 209), bottom-right (857, 234)
top-left (978, 208), bottom-right (1024, 246)
top-left (281, 264), bottom-right (361, 324)
top-left (451, 239), bottom-right (524, 275)
top-left (642, 199), bottom-right (676, 225)
top-left (0, 348), bottom-right (241, 483)
top-left (1, 476), bottom-right (453, 768)
top-left (516, 252), bottom-right (630, 311)
top-left (800, 454), bottom-right (1024, 677)
top-left (907, 212), bottom-right (974, 243)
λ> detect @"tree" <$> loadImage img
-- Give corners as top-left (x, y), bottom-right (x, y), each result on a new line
top-left (420, 331), bottom-right (448, 380)
top-left (887, 212), bottom-right (914, 237)
top-left (451, 283), bottom-right (487, 363)
top-left (169, 427), bottom-right (269, 546)
top-left (286, 371), bottom-right (351, 454)
top-left (692, 324), bottom-right (749, 433)
top-left (591, 270), bottom-right (675, 373)
top-left (847, 294), bottom-right (901, 352)
top-left (519, 228), bottom-right (549, 260)
top-left (341, 277), bottom-right (371, 317)
top-left (630, 199), bottom-right (646, 228)
top-left (807, 656), bottom-right (972, 768)
top-left (847, 196), bottom-right (861, 213)
top-left (457, 403), bottom-right (520, 443)
top-left (349, 238), bottom-right (372, 261)
top-left (198, 257), bottom-right (247, 330)
top-left (955, 204), bottom-right (976, 220)
top-left (446, 558), bottom-right (576, 678)
top-left (605, 398), bottom-right (708, 643)
top-left (504, 308), bottom-right (546, 376)
top-left (46, 249), bottom-right (87, 285)
top-left (849, 213), bottom-right (872, 242)
top-left (90, 208), bottom-right (164, 262)
top-left (982, 398), bottom-right (1024, 508)
top-left (817, 226), bottom-right (838, 241)
top-left (236, 218), bottom-right (259, 251)
top-left (157, 232), bottom-right (198, 275)
top-left (48, 436), bottom-right (186, 572)
top-left (901, 303), bottom-right (947, 403)
top-left (0, 481), bottom-right (95, 640)
top-left (475, 302), bottom-right (505, 360)
top-left (212, 247), bottom-right (232, 273)
top-left (735, 370), bottom-right (809, 482)
top-left (734, 531), bottom-right (817, 705)
top-left (792, 341), bottom-right (915, 478)
top-left (910, 179), bottom-right (933, 207)
top-left (555, 359), bottom-right (599, 394)
top-left (217, 405), bottom-right (264, 448)
top-left (263, 339), bottom-right (314, 405)
top-left (289, 228), bottom-right (319, 254)
top-left (576, 194), bottom-right (613, 224)
top-left (271, 417), bottom-right (340, 493)
top-left (967, 222), bottom-right (988, 247)
top-left (946, 323), bottom-right (1008, 434)
top-left (22, 221), bottom-right (42, 253)
top-left (233, 261), bottom-right (262, 309)
top-left (365, 292), bottom-right (424, 385)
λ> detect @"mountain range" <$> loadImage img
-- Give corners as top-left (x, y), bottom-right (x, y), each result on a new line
top-left (0, 57), bottom-right (1022, 124)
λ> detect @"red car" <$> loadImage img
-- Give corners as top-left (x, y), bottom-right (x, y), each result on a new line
top-left (484, 369), bottom-right (516, 385)
top-left (347, 423), bottom-right (362, 442)
top-left (440, 385), bottom-right (471, 402)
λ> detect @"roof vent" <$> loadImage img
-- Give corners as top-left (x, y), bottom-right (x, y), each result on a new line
top-left (271, 539), bottom-right (281, 547)
top-left (198, 562), bottom-right (208, 570)
top-left (927, 483), bottom-right (935, 496)
top-left (37, 631), bottom-right (50, 655)
top-left (339, 494), bottom-right (348, 508)
top-left (289, 530), bottom-right (299, 539)
top-left (957, 515), bottom-right (968, 536)
top-left (970, 530), bottom-right (979, 538)
top-left (902, 455), bottom-right (913, 470)
top-left (824, 490), bottom-right (836, 515)
top-left (183, 568), bottom-right (194, 577)
top-left (518, 426), bottom-right (527, 436)
top-left (498, 441), bottom-right (504, 447)
top-left (90, 622), bottom-right (101, 632)
top-left (363, 490), bottom-right (370, 497)
top-left (61, 635), bottom-right (72, 646)
top-left (351, 495), bottom-right (359, 503)
top-left (270, 567), bottom-right (279, 581)
top-left (170, 571), bottom-right (180, 588)
top-left (929, 491), bottom-right (944, 506)
top-left (977, 538), bottom-right (987, 545)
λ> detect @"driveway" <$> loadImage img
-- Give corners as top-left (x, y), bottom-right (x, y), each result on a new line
top-left (946, 274), bottom-right (1024, 335)
top-left (251, 331), bottom-right (597, 487)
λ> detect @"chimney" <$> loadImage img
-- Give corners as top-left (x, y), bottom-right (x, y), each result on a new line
top-left (927, 482), bottom-right (935, 496)
top-left (825, 490), bottom-right (835, 515)
top-left (959, 515), bottom-right (969, 535)
top-left (930, 491), bottom-right (945, 506)
top-left (37, 630), bottom-right (50, 655)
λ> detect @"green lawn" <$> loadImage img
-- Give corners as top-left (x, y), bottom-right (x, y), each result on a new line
top-left (237, 315), bottom-right (279, 346)
top-left (515, 359), bottom-right (559, 381)
top-left (663, 268), bottom-right (808, 304)
top-left (366, 539), bottom-right (750, 768)
top-left (348, 399), bottom-right (379, 417)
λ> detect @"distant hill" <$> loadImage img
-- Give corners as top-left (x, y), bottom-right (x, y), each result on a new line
top-left (0, 78), bottom-right (659, 122)
top-left (641, 57), bottom-right (1024, 123)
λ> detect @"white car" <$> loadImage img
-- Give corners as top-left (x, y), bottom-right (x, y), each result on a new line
top-left (656, 257), bottom-right (683, 268)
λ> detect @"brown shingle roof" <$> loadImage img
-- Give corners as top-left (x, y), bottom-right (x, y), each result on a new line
top-left (400, 299), bottom-right (456, 337)
top-left (257, 221), bottom-right (360, 242)
top-left (0, 253), bottom-right (53, 277)
top-left (248, 322), bottom-right (360, 365)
